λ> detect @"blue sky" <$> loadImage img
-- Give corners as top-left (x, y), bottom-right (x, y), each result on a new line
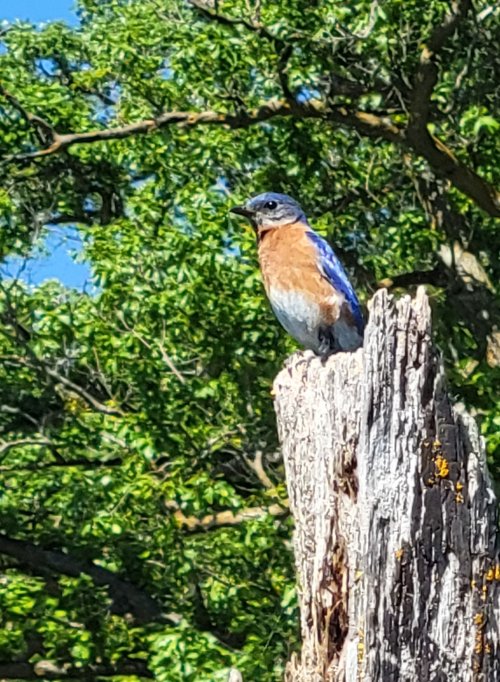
top-left (3, 0), bottom-right (92, 289)
top-left (2, 0), bottom-right (76, 23)
top-left (2, 229), bottom-right (93, 290)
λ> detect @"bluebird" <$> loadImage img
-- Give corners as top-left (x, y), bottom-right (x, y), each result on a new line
top-left (230, 192), bottom-right (364, 356)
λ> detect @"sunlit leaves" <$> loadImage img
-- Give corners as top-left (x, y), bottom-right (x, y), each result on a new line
top-left (0, 0), bottom-right (499, 678)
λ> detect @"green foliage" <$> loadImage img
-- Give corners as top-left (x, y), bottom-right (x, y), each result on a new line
top-left (0, 0), bottom-right (498, 679)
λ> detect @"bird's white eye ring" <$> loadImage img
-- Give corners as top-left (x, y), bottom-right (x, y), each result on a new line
top-left (264, 200), bottom-right (277, 210)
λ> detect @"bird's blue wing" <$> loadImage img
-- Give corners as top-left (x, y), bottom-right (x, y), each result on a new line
top-left (307, 231), bottom-right (364, 334)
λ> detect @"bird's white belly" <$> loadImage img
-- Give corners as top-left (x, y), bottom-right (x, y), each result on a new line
top-left (268, 287), bottom-right (324, 351)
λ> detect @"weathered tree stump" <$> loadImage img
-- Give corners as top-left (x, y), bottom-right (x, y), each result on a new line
top-left (274, 288), bottom-right (499, 682)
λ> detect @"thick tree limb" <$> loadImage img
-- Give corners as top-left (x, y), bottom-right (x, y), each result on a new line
top-left (3, 98), bottom-right (405, 161)
top-left (409, 0), bottom-right (472, 130)
top-left (0, 659), bottom-right (153, 679)
top-left (2, 100), bottom-right (294, 162)
top-left (2, 95), bottom-right (499, 216)
top-left (0, 533), bottom-right (180, 624)
top-left (405, 128), bottom-right (500, 216)
top-left (401, 1), bottom-right (500, 214)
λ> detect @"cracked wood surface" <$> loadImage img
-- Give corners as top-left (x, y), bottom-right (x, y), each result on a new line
top-left (274, 288), bottom-right (499, 682)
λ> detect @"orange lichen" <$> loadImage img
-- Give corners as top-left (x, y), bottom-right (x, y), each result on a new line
top-left (474, 612), bottom-right (485, 655)
top-left (435, 454), bottom-right (449, 478)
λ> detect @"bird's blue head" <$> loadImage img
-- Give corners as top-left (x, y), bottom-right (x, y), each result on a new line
top-left (230, 192), bottom-right (307, 231)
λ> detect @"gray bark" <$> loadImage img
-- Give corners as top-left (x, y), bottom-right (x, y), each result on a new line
top-left (274, 288), bottom-right (500, 682)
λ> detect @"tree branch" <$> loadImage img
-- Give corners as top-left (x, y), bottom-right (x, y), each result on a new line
top-left (187, 0), bottom-right (295, 100)
top-left (0, 659), bottom-right (153, 680)
top-left (43, 364), bottom-right (125, 416)
top-left (165, 500), bottom-right (288, 533)
top-left (400, 1), bottom-right (500, 214)
top-left (117, 316), bottom-right (187, 384)
top-left (409, 0), bottom-right (472, 130)
top-left (0, 457), bottom-right (123, 472)
top-left (378, 265), bottom-right (449, 290)
top-left (2, 96), bottom-right (499, 216)
top-left (327, 106), bottom-right (499, 215)
top-left (1, 99), bottom-right (404, 158)
top-left (0, 353), bottom-right (125, 417)
top-left (187, 0), bottom-right (282, 44)
top-left (2, 100), bottom-right (294, 162)
top-left (243, 450), bottom-right (276, 490)
top-left (0, 437), bottom-right (55, 456)
top-left (405, 130), bottom-right (500, 217)
top-left (0, 533), bottom-right (180, 624)
top-left (0, 86), bottom-right (56, 146)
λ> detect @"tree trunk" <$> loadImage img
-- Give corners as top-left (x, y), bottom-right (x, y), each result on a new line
top-left (274, 288), bottom-right (500, 682)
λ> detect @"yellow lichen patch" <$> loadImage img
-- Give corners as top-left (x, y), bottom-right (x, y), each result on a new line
top-left (456, 481), bottom-right (464, 491)
top-left (485, 567), bottom-right (495, 582)
top-left (455, 492), bottom-right (464, 504)
top-left (434, 454), bottom-right (449, 478)
top-left (474, 612), bottom-right (485, 655)
top-left (357, 628), bottom-right (365, 667)
top-left (495, 565), bottom-right (500, 581)
top-left (395, 548), bottom-right (404, 560)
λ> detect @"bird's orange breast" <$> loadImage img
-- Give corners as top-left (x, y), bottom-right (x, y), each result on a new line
top-left (258, 223), bottom-right (341, 325)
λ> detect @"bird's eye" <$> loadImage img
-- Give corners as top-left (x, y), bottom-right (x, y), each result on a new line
top-left (264, 200), bottom-right (278, 210)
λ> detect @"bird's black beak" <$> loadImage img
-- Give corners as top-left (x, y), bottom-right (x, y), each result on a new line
top-left (230, 205), bottom-right (254, 218)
